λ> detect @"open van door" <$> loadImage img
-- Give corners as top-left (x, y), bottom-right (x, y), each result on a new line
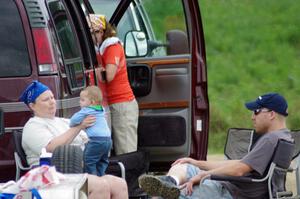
top-left (88, 0), bottom-right (209, 170)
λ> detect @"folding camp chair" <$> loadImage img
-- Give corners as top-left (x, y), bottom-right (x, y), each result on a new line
top-left (203, 139), bottom-right (295, 199)
top-left (210, 127), bottom-right (300, 199)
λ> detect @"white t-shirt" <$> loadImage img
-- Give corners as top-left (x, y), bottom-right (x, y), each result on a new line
top-left (22, 116), bottom-right (87, 166)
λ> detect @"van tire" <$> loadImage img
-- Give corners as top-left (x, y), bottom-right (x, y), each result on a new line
top-left (51, 145), bottom-right (83, 173)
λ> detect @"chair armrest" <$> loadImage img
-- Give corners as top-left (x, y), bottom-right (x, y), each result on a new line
top-left (210, 175), bottom-right (254, 183)
top-left (109, 159), bottom-right (126, 179)
top-left (276, 191), bottom-right (293, 198)
top-left (287, 166), bottom-right (294, 172)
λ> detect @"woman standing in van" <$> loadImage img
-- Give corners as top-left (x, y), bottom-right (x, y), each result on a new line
top-left (89, 14), bottom-right (138, 155)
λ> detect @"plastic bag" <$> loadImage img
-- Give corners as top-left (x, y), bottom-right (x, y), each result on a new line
top-left (0, 165), bottom-right (64, 198)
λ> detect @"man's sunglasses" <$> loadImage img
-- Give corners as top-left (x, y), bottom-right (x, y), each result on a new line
top-left (253, 109), bottom-right (272, 115)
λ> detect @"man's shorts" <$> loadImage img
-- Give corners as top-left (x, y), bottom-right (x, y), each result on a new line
top-left (179, 164), bottom-right (233, 199)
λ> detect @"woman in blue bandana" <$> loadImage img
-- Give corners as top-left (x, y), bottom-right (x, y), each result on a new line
top-left (20, 80), bottom-right (128, 199)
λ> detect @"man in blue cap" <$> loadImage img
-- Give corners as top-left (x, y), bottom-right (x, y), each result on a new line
top-left (139, 92), bottom-right (292, 199)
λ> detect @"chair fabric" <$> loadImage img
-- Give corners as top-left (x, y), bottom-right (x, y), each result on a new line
top-left (270, 140), bottom-right (295, 198)
top-left (13, 130), bottom-right (28, 167)
top-left (224, 128), bottom-right (262, 160)
top-left (291, 130), bottom-right (300, 159)
top-left (12, 129), bottom-right (33, 181)
top-left (290, 130), bottom-right (300, 197)
top-left (106, 150), bottom-right (150, 198)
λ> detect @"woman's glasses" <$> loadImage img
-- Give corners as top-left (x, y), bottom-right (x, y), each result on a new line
top-left (253, 109), bottom-right (272, 115)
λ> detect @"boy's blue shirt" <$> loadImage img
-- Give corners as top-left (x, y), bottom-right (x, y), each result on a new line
top-left (69, 106), bottom-right (111, 137)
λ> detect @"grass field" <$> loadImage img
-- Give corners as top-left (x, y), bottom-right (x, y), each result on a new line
top-left (198, 0), bottom-right (300, 153)
top-left (142, 0), bottom-right (300, 153)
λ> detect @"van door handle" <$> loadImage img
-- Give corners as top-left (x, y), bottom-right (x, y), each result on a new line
top-left (155, 68), bottom-right (187, 76)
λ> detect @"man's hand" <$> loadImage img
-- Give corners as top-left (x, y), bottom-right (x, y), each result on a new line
top-left (180, 172), bottom-right (209, 195)
top-left (180, 180), bottom-right (194, 196)
top-left (172, 157), bottom-right (197, 166)
top-left (80, 115), bottom-right (96, 129)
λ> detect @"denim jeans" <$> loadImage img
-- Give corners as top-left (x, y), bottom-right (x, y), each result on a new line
top-left (179, 164), bottom-right (233, 199)
top-left (84, 137), bottom-right (112, 176)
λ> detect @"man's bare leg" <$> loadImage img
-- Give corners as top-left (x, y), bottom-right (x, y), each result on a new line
top-left (167, 163), bottom-right (189, 185)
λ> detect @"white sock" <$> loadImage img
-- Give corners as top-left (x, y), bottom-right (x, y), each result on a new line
top-left (169, 175), bottom-right (180, 186)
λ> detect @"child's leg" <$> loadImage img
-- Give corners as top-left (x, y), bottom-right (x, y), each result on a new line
top-left (84, 140), bottom-right (102, 175)
top-left (96, 139), bottom-right (112, 176)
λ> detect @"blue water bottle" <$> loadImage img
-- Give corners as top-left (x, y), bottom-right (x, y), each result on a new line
top-left (39, 148), bottom-right (52, 166)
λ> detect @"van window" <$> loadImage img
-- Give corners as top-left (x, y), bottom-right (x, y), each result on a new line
top-left (141, 0), bottom-right (189, 57)
top-left (89, 0), bottom-right (135, 42)
top-left (0, 0), bottom-right (31, 77)
top-left (90, 0), bottom-right (189, 57)
top-left (48, 1), bottom-right (85, 90)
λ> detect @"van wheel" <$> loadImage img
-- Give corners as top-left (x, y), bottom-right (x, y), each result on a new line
top-left (51, 145), bottom-right (83, 173)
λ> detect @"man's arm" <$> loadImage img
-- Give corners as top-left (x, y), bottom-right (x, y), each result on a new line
top-left (183, 160), bottom-right (252, 195)
top-left (173, 157), bottom-right (237, 170)
top-left (201, 160), bottom-right (252, 176)
top-left (189, 160), bottom-right (253, 185)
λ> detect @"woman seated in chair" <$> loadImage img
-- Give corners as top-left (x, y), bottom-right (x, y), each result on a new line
top-left (19, 80), bottom-right (128, 199)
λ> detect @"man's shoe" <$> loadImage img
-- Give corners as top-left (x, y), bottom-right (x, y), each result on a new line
top-left (138, 175), bottom-right (180, 199)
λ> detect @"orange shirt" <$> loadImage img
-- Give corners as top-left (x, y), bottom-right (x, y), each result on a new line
top-left (100, 43), bottom-right (135, 105)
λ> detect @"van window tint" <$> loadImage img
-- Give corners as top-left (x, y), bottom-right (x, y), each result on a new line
top-left (89, 0), bottom-right (137, 43)
top-left (90, 0), bottom-right (189, 57)
top-left (48, 1), bottom-right (85, 90)
top-left (0, 0), bottom-right (31, 77)
top-left (142, 0), bottom-right (189, 57)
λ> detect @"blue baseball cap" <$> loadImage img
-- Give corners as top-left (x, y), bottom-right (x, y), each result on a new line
top-left (19, 80), bottom-right (50, 105)
top-left (245, 93), bottom-right (288, 116)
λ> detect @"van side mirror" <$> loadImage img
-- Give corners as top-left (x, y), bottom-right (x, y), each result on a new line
top-left (0, 108), bottom-right (4, 135)
top-left (124, 31), bottom-right (148, 57)
top-left (166, 29), bottom-right (189, 55)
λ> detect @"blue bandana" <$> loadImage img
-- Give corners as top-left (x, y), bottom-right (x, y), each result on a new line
top-left (19, 80), bottom-right (50, 105)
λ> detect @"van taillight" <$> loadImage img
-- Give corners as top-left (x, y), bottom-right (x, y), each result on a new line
top-left (32, 28), bottom-right (58, 74)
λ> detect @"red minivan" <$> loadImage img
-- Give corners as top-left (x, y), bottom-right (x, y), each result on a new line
top-left (0, 0), bottom-right (209, 182)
